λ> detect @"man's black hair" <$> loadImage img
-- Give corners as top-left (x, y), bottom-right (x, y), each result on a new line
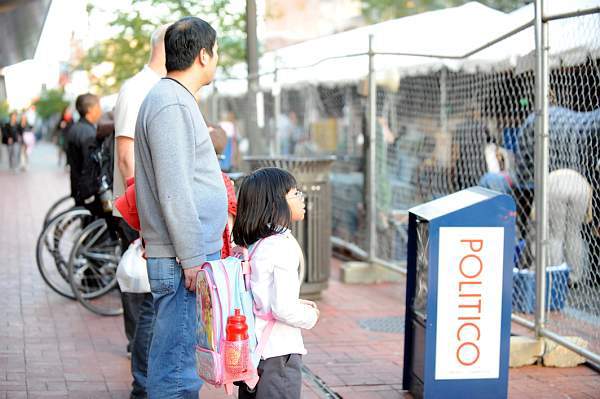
top-left (232, 167), bottom-right (297, 247)
top-left (75, 93), bottom-right (99, 119)
top-left (165, 16), bottom-right (216, 73)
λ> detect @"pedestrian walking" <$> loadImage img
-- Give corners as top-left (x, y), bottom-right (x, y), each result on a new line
top-left (134, 17), bottom-right (226, 399)
top-left (233, 167), bottom-right (320, 399)
top-left (0, 118), bottom-right (8, 165)
top-left (5, 112), bottom-right (21, 172)
top-left (111, 24), bottom-right (168, 399)
top-left (19, 113), bottom-right (35, 171)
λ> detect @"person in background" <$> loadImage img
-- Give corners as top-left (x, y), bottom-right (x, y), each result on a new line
top-left (0, 115), bottom-right (8, 165)
top-left (217, 111), bottom-right (238, 172)
top-left (54, 108), bottom-right (73, 167)
top-left (65, 94), bottom-right (102, 205)
top-left (208, 124), bottom-right (237, 257)
top-left (5, 112), bottom-right (22, 172)
top-left (111, 24), bottom-right (168, 399)
top-left (546, 169), bottom-right (592, 284)
top-left (451, 103), bottom-right (491, 190)
top-left (19, 113), bottom-right (35, 171)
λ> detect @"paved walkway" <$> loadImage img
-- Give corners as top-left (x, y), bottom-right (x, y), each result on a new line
top-left (0, 143), bottom-right (598, 398)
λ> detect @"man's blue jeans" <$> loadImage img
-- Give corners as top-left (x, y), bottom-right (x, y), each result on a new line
top-left (146, 252), bottom-right (220, 399)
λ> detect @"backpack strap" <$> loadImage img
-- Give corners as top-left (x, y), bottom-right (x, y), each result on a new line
top-left (216, 260), bottom-right (232, 318)
top-left (254, 317), bottom-right (276, 359)
top-left (242, 313), bottom-right (276, 392)
top-left (240, 238), bottom-right (265, 291)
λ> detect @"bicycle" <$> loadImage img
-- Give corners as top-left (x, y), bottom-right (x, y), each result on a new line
top-left (67, 217), bottom-right (124, 316)
top-left (36, 206), bottom-right (92, 299)
top-left (37, 196), bottom-right (125, 316)
top-left (43, 195), bottom-right (76, 228)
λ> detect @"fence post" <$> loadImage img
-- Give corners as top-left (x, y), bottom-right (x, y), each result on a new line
top-left (533, 0), bottom-right (550, 339)
top-left (440, 68), bottom-right (448, 163)
top-left (246, 0), bottom-right (261, 155)
top-left (210, 84), bottom-right (219, 124)
top-left (367, 34), bottom-right (377, 263)
top-left (272, 60), bottom-right (281, 156)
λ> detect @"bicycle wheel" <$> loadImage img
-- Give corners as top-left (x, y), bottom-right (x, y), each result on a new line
top-left (68, 218), bottom-right (123, 316)
top-left (36, 207), bottom-right (91, 299)
top-left (43, 195), bottom-right (76, 228)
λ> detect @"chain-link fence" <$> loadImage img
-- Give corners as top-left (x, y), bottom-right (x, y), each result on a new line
top-left (540, 9), bottom-right (600, 360)
top-left (204, 2), bottom-right (600, 365)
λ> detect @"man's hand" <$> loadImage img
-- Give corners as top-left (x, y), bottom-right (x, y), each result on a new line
top-left (183, 265), bottom-right (203, 292)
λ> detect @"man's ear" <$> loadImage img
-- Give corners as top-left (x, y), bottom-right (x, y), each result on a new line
top-left (199, 48), bottom-right (208, 66)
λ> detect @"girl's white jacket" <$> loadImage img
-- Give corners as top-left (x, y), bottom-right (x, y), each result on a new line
top-left (250, 229), bottom-right (319, 359)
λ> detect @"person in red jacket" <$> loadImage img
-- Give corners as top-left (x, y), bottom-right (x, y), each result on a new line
top-left (209, 123), bottom-right (237, 258)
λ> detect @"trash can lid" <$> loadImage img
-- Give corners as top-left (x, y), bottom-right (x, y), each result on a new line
top-left (244, 155), bottom-right (336, 163)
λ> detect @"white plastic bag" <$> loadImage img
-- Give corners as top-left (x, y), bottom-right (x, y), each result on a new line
top-left (116, 238), bottom-right (150, 293)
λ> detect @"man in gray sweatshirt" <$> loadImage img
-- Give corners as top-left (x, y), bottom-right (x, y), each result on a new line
top-left (134, 17), bottom-right (226, 399)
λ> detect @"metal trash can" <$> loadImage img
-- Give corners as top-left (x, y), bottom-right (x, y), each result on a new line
top-left (245, 156), bottom-right (335, 298)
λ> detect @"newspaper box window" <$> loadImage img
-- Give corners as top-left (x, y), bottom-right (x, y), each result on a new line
top-left (403, 187), bottom-right (516, 399)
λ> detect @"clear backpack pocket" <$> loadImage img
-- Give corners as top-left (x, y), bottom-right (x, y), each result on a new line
top-left (196, 346), bottom-right (223, 385)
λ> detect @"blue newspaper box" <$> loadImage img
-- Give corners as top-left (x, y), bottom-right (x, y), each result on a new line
top-left (402, 187), bottom-right (515, 399)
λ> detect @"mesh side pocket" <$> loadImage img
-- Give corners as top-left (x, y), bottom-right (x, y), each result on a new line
top-left (222, 339), bottom-right (250, 379)
top-left (196, 346), bottom-right (222, 385)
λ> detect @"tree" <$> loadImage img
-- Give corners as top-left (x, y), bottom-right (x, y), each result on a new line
top-left (34, 89), bottom-right (69, 120)
top-left (145, 0), bottom-right (246, 70)
top-left (0, 100), bottom-right (9, 122)
top-left (79, 0), bottom-right (246, 95)
top-left (361, 0), bottom-right (529, 23)
top-left (80, 8), bottom-right (155, 95)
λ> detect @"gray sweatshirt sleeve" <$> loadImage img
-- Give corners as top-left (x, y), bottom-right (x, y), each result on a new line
top-left (147, 104), bottom-right (206, 268)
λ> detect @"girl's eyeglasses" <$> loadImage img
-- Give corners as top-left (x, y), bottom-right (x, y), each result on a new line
top-left (286, 190), bottom-right (304, 200)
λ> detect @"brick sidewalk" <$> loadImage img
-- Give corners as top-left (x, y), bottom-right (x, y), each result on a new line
top-left (0, 143), bottom-right (598, 398)
top-left (305, 261), bottom-right (600, 398)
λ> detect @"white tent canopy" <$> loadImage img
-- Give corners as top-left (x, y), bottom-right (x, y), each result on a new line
top-left (214, 2), bottom-right (509, 95)
top-left (468, 0), bottom-right (600, 73)
top-left (213, 0), bottom-right (600, 96)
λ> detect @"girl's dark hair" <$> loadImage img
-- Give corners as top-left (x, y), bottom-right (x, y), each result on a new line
top-left (232, 167), bottom-right (297, 247)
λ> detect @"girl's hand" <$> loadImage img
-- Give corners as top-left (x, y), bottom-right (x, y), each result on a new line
top-left (299, 299), bottom-right (317, 309)
top-left (300, 299), bottom-right (320, 322)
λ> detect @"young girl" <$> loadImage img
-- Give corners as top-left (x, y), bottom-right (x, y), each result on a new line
top-left (233, 167), bottom-right (320, 399)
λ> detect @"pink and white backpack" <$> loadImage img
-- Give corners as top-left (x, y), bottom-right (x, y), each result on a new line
top-left (195, 241), bottom-right (274, 395)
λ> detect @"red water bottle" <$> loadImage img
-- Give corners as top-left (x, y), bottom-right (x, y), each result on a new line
top-left (224, 309), bottom-right (249, 376)
top-left (226, 309), bottom-right (249, 341)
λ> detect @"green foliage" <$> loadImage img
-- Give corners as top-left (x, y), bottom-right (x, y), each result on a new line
top-left (34, 89), bottom-right (69, 120)
top-left (146, 0), bottom-right (246, 70)
top-left (361, 0), bottom-right (529, 23)
top-left (79, 6), bottom-right (155, 95)
top-left (0, 100), bottom-right (9, 122)
top-left (78, 0), bottom-right (246, 95)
